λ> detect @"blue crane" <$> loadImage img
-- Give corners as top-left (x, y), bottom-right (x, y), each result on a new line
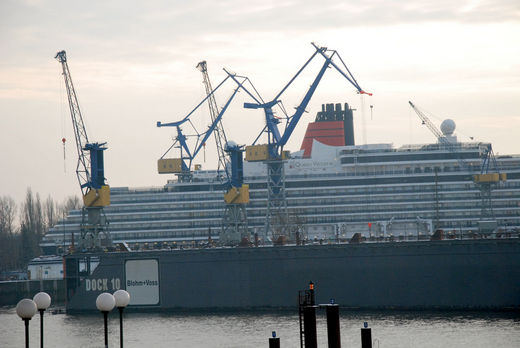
top-left (55, 50), bottom-right (111, 250)
top-left (157, 68), bottom-right (262, 244)
top-left (240, 43), bottom-right (371, 241)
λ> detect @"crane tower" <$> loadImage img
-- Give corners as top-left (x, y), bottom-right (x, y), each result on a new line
top-left (55, 50), bottom-right (111, 250)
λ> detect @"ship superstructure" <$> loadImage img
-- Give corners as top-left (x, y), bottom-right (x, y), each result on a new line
top-left (41, 104), bottom-right (520, 253)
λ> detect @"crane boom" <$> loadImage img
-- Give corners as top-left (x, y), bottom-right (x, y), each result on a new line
top-left (408, 101), bottom-right (443, 140)
top-left (408, 101), bottom-right (469, 170)
top-left (197, 61), bottom-right (228, 172)
top-left (55, 50), bottom-right (92, 195)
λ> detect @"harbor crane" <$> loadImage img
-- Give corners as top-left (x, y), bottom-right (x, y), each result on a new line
top-left (55, 50), bottom-right (111, 250)
top-left (239, 42), bottom-right (371, 241)
top-left (409, 101), bottom-right (506, 231)
top-left (157, 68), bottom-right (261, 244)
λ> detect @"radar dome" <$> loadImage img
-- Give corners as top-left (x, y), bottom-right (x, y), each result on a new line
top-left (224, 140), bottom-right (238, 151)
top-left (440, 119), bottom-right (456, 136)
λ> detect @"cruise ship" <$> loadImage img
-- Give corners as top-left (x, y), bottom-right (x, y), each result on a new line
top-left (41, 102), bottom-right (520, 254)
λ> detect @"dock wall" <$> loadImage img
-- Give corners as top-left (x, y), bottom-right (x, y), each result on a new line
top-left (0, 279), bottom-right (65, 306)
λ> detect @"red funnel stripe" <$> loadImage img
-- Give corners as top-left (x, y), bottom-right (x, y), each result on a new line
top-left (300, 121), bottom-right (345, 158)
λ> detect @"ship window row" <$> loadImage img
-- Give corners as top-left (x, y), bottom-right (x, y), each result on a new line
top-left (281, 174), bottom-right (469, 190)
top-left (302, 205), bottom-right (519, 222)
top-left (107, 219), bottom-right (225, 231)
top-left (51, 191), bottom-right (520, 228)
top-left (284, 187), bottom-right (520, 202)
top-left (289, 193), bottom-right (520, 207)
top-left (283, 182), bottom-right (475, 197)
top-left (247, 164), bottom-right (520, 183)
top-left (109, 197), bottom-right (520, 221)
top-left (49, 199), bottom-right (520, 235)
top-left (104, 178), bottom-right (520, 209)
top-left (340, 165), bottom-right (481, 176)
top-left (340, 151), bottom-right (480, 164)
top-left (284, 183), bottom-right (520, 198)
top-left (106, 208), bottom-right (520, 238)
top-left (286, 193), bottom-right (484, 206)
top-left (58, 208), bottom-right (227, 224)
top-left (284, 190), bottom-right (476, 203)
top-left (287, 201), bottom-right (488, 216)
top-left (105, 203), bottom-right (520, 232)
top-left (102, 198), bottom-right (520, 227)
top-left (44, 209), bottom-right (520, 242)
top-left (106, 200), bottom-right (223, 212)
top-left (105, 207), bottom-right (224, 219)
top-left (110, 229), bottom-right (218, 240)
top-left (110, 191), bottom-right (223, 204)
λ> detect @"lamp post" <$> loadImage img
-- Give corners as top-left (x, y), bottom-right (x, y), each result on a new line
top-left (33, 292), bottom-right (51, 348)
top-left (16, 298), bottom-right (37, 348)
top-left (96, 292), bottom-right (116, 348)
top-left (113, 290), bottom-right (130, 348)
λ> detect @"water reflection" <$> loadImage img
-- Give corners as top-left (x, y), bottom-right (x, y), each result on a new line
top-left (0, 308), bottom-right (518, 347)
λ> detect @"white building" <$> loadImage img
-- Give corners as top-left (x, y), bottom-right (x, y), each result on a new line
top-left (27, 255), bottom-right (63, 280)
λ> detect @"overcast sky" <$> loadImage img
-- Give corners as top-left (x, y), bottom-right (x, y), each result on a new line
top-left (1, 0), bottom-right (519, 205)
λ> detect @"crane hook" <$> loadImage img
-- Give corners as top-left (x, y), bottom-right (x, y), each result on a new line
top-left (62, 137), bottom-right (66, 172)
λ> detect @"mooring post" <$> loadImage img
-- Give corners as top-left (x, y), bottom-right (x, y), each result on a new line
top-left (304, 282), bottom-right (318, 348)
top-left (309, 281), bottom-right (315, 305)
top-left (361, 322), bottom-right (372, 348)
top-left (299, 281), bottom-right (318, 348)
top-left (303, 304), bottom-right (318, 348)
top-left (325, 301), bottom-right (341, 348)
top-left (269, 331), bottom-right (281, 348)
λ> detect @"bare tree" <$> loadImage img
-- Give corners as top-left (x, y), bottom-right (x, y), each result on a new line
top-left (0, 196), bottom-right (17, 235)
top-left (44, 195), bottom-right (57, 230)
top-left (58, 195), bottom-right (81, 218)
top-left (19, 188), bottom-right (45, 263)
top-left (0, 191), bottom-right (81, 271)
top-left (0, 196), bottom-right (18, 271)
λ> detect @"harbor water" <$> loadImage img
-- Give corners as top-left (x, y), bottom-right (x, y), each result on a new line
top-left (0, 308), bottom-right (518, 347)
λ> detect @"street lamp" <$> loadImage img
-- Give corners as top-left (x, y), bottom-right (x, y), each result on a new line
top-left (96, 292), bottom-right (116, 348)
top-left (16, 298), bottom-right (37, 348)
top-left (113, 290), bottom-right (130, 348)
top-left (33, 292), bottom-right (51, 348)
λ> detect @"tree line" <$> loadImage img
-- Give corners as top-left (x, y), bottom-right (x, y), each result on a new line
top-left (0, 189), bottom-right (80, 272)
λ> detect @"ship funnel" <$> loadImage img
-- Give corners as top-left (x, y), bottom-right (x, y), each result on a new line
top-left (300, 102), bottom-right (356, 157)
top-left (344, 103), bottom-right (354, 146)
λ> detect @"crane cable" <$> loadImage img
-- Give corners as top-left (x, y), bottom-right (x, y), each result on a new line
top-left (360, 94), bottom-right (367, 146)
top-left (59, 74), bottom-right (67, 172)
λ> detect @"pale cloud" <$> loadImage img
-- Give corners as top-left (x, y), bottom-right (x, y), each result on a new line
top-left (0, 0), bottom-right (519, 205)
